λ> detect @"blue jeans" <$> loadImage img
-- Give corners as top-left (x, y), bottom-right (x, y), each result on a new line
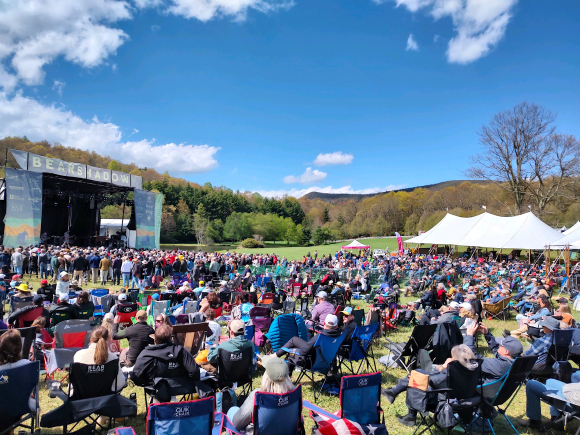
top-left (526, 379), bottom-right (566, 420)
top-left (154, 268), bottom-right (162, 276)
top-left (40, 263), bottom-right (48, 279)
top-left (14, 266), bottom-right (22, 275)
top-left (122, 273), bottom-right (130, 288)
top-left (131, 276), bottom-right (143, 291)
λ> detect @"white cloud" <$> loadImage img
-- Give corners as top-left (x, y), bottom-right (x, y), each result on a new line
top-left (252, 184), bottom-right (406, 198)
top-left (0, 92), bottom-right (220, 173)
top-left (433, 34), bottom-right (440, 42)
top-left (313, 152), bottom-right (354, 166)
top-left (406, 33), bottom-right (419, 51)
top-left (166, 0), bottom-right (295, 22)
top-left (0, 0), bottom-right (131, 90)
top-left (151, 24), bottom-right (161, 32)
top-left (283, 167), bottom-right (327, 184)
top-left (376, 0), bottom-right (518, 64)
top-left (52, 80), bottom-right (65, 96)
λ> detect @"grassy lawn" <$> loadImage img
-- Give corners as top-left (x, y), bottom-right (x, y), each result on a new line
top-left (161, 237), bottom-right (408, 261)
top-left (8, 274), bottom-right (574, 434)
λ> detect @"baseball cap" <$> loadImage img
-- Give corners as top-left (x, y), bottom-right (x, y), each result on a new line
top-left (459, 302), bottom-right (473, 311)
top-left (260, 355), bottom-right (289, 381)
top-left (340, 306), bottom-right (353, 316)
top-left (40, 279), bottom-right (48, 285)
top-left (220, 280), bottom-right (228, 286)
top-left (557, 297), bottom-right (568, 304)
top-left (33, 294), bottom-right (44, 305)
top-left (58, 292), bottom-right (69, 301)
top-left (199, 281), bottom-right (205, 285)
top-left (230, 319), bottom-right (245, 335)
top-left (136, 310), bottom-right (148, 320)
top-left (152, 293), bottom-right (160, 300)
top-left (317, 291), bottom-right (328, 298)
top-left (497, 336), bottom-right (523, 357)
top-left (325, 314), bottom-right (338, 327)
top-left (449, 301), bottom-right (459, 309)
top-left (60, 271), bottom-right (69, 278)
top-left (118, 293), bottom-right (128, 301)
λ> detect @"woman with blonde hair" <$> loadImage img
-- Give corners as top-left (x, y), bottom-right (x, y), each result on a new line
top-left (73, 326), bottom-right (125, 391)
top-left (228, 356), bottom-right (296, 432)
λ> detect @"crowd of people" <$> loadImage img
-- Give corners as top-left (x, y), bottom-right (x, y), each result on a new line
top-left (1, 240), bottom-right (580, 434)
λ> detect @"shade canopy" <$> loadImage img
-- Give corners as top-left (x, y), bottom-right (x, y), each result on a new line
top-left (406, 212), bottom-right (562, 250)
top-left (341, 240), bottom-right (370, 250)
top-left (564, 222), bottom-right (580, 235)
top-left (552, 225), bottom-right (580, 248)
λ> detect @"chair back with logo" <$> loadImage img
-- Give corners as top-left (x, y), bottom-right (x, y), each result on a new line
top-left (347, 323), bottom-right (379, 363)
top-left (253, 386), bottom-right (303, 435)
top-left (0, 360), bottom-right (40, 434)
top-left (54, 319), bottom-right (93, 349)
top-left (340, 372), bottom-right (382, 424)
top-left (292, 283), bottom-right (301, 297)
top-left (261, 293), bottom-right (275, 306)
top-left (217, 347), bottom-right (253, 388)
top-left (16, 306), bottom-right (44, 328)
top-left (250, 306), bottom-right (271, 319)
top-left (75, 305), bottom-right (94, 320)
top-left (147, 397), bottom-right (215, 435)
top-left (11, 296), bottom-right (34, 313)
top-left (69, 360), bottom-right (119, 401)
top-left (117, 302), bottom-right (138, 327)
top-left (311, 332), bottom-right (346, 374)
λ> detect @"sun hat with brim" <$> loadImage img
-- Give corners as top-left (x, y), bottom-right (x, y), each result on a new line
top-left (563, 384), bottom-right (580, 407)
top-left (542, 316), bottom-right (560, 331)
top-left (260, 355), bottom-right (289, 381)
top-left (15, 283), bottom-right (31, 292)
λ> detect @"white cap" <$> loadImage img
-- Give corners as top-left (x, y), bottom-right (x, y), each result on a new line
top-left (220, 280), bottom-right (228, 286)
top-left (449, 301), bottom-right (459, 308)
top-left (325, 314), bottom-right (338, 327)
top-left (58, 292), bottom-right (69, 301)
top-left (460, 302), bottom-right (473, 311)
top-left (317, 291), bottom-right (328, 298)
top-left (118, 293), bottom-right (128, 301)
top-left (60, 271), bottom-right (69, 278)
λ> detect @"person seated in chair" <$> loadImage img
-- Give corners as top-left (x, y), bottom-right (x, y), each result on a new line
top-left (73, 291), bottom-right (94, 319)
top-left (132, 324), bottom-right (200, 403)
top-left (227, 355), bottom-right (296, 433)
top-left (74, 326), bottom-right (125, 392)
top-left (340, 307), bottom-right (358, 346)
top-left (521, 316), bottom-right (560, 372)
top-left (36, 279), bottom-right (55, 302)
top-left (275, 314), bottom-right (342, 372)
top-left (382, 344), bottom-right (479, 427)
top-left (8, 294), bottom-right (49, 327)
top-left (507, 295), bottom-right (552, 339)
top-left (307, 291), bottom-right (334, 327)
top-left (109, 292), bottom-right (133, 316)
top-left (48, 292), bottom-right (77, 328)
top-left (204, 319), bottom-right (253, 374)
top-left (112, 309), bottom-right (154, 367)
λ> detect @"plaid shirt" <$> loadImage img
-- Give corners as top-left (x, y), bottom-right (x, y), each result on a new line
top-left (524, 332), bottom-right (552, 365)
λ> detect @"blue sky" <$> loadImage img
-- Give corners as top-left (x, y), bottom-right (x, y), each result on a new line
top-left (0, 0), bottom-right (578, 197)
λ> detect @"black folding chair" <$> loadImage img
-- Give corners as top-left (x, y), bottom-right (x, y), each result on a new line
top-left (42, 360), bottom-right (136, 433)
top-left (0, 326), bottom-right (36, 360)
top-left (0, 360), bottom-right (40, 435)
top-left (217, 347), bottom-right (254, 398)
top-left (384, 324), bottom-right (437, 373)
top-left (531, 329), bottom-right (573, 378)
top-left (479, 355), bottom-right (538, 434)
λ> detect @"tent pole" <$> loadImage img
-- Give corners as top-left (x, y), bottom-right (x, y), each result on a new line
top-left (546, 246), bottom-right (550, 277)
top-left (565, 245), bottom-right (570, 278)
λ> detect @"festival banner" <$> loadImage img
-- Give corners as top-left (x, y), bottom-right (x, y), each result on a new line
top-left (395, 232), bottom-right (404, 255)
top-left (86, 165), bottom-right (112, 183)
top-left (112, 170), bottom-right (131, 187)
top-left (130, 174), bottom-right (143, 190)
top-left (3, 168), bottom-right (43, 247)
top-left (154, 192), bottom-right (163, 249)
top-left (11, 149), bottom-right (86, 179)
top-left (134, 189), bottom-right (156, 249)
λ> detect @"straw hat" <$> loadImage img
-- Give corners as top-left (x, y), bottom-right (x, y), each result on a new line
top-left (15, 283), bottom-right (31, 292)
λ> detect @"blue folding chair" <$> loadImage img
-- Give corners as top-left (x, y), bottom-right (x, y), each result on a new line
top-left (286, 332), bottom-right (346, 401)
top-left (303, 372), bottom-right (386, 433)
top-left (147, 397), bottom-right (224, 435)
top-left (0, 360), bottom-right (40, 435)
top-left (340, 322), bottom-right (379, 374)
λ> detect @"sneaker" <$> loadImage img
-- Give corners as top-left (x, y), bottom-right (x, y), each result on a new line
top-left (517, 419), bottom-right (543, 430)
top-left (381, 388), bottom-right (396, 404)
top-left (397, 413), bottom-right (416, 427)
top-left (503, 329), bottom-right (511, 338)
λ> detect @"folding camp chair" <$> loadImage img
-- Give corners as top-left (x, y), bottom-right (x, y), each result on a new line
top-left (147, 397), bottom-right (224, 435)
top-left (172, 323), bottom-right (211, 357)
top-left (41, 360), bottom-right (137, 433)
top-left (406, 360), bottom-right (483, 435)
top-left (10, 295), bottom-right (33, 313)
top-left (0, 360), bottom-right (40, 435)
top-left (352, 309), bottom-right (365, 326)
top-left (540, 389), bottom-right (580, 434)
top-left (304, 372), bottom-right (386, 434)
top-left (479, 355), bottom-right (538, 435)
top-left (142, 354), bottom-right (198, 409)
top-left (296, 297), bottom-right (309, 313)
top-left (45, 320), bottom-right (93, 380)
top-left (531, 329), bottom-right (574, 378)
top-left (482, 296), bottom-right (512, 321)
top-left (250, 306), bottom-right (271, 319)
top-left (0, 326), bottom-right (36, 360)
top-left (149, 300), bottom-right (170, 323)
top-left (13, 306), bottom-right (44, 328)
top-left (260, 292), bottom-right (275, 306)
top-left (339, 323), bottom-right (379, 374)
top-left (273, 299), bottom-right (296, 316)
top-left (117, 302), bottom-right (138, 327)
top-left (216, 347), bottom-right (254, 398)
top-left (286, 332), bottom-right (346, 401)
top-left (264, 313), bottom-right (308, 354)
top-left (383, 324), bottom-right (437, 373)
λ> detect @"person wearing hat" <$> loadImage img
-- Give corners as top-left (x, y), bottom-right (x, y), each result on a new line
top-left (228, 355), bottom-right (296, 432)
top-left (431, 302), bottom-right (460, 325)
top-left (522, 316), bottom-right (561, 373)
top-left (206, 319), bottom-right (254, 372)
top-left (109, 292), bottom-right (132, 316)
top-left (131, 324), bottom-right (199, 402)
top-left (113, 309), bottom-right (154, 367)
top-left (48, 291), bottom-right (77, 329)
top-left (14, 282), bottom-right (33, 298)
top-left (217, 280), bottom-right (230, 294)
top-left (340, 306), bottom-right (358, 346)
top-left (275, 314), bottom-right (342, 365)
top-left (8, 293), bottom-right (50, 327)
top-left (307, 291), bottom-right (334, 327)
top-left (464, 322), bottom-right (523, 384)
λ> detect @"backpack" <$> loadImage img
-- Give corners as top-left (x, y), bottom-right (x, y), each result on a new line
top-left (216, 388), bottom-right (237, 414)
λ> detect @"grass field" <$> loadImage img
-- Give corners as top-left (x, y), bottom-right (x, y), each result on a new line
top-left (161, 237), bottom-right (407, 261)
top-left (6, 274), bottom-right (574, 435)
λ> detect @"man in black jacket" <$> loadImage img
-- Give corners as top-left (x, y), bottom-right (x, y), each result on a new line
top-left (72, 252), bottom-right (85, 286)
top-left (9, 294), bottom-right (50, 327)
top-left (113, 309), bottom-right (154, 367)
top-left (131, 324), bottom-right (200, 402)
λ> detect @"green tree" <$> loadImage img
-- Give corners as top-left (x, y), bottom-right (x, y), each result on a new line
top-left (206, 219), bottom-right (224, 243)
top-left (224, 212), bottom-right (253, 242)
top-left (323, 207), bottom-right (330, 223)
top-left (312, 226), bottom-right (332, 245)
top-left (107, 160), bottom-right (121, 171)
top-left (299, 226), bottom-right (312, 246)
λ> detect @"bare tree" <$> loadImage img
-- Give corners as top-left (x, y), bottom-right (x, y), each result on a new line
top-left (528, 134), bottom-right (580, 213)
top-left (466, 102), bottom-right (556, 214)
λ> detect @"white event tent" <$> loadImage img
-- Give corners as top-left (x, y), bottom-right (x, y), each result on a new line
top-left (563, 222), bottom-right (580, 235)
top-left (341, 240), bottom-right (371, 250)
top-left (552, 226), bottom-right (580, 249)
top-left (405, 212), bottom-right (563, 250)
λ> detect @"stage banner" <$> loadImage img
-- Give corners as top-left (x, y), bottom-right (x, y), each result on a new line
top-left (154, 193), bottom-right (163, 250)
top-left (131, 174), bottom-right (143, 190)
top-left (11, 149), bottom-right (86, 179)
top-left (112, 170), bottom-right (131, 187)
top-left (86, 165), bottom-right (112, 183)
top-left (134, 189), bottom-right (156, 249)
top-left (3, 168), bottom-right (43, 247)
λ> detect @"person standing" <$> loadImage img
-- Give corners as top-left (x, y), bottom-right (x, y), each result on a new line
top-left (99, 254), bottom-right (111, 285)
top-left (131, 258), bottom-right (144, 291)
top-left (72, 252), bottom-right (85, 286)
top-left (112, 255), bottom-right (122, 286)
top-left (50, 251), bottom-right (60, 284)
top-left (121, 257), bottom-right (132, 288)
top-left (89, 251), bottom-right (100, 284)
top-left (11, 248), bottom-right (23, 275)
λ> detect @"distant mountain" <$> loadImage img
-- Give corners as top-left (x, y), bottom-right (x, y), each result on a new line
top-left (302, 180), bottom-right (490, 203)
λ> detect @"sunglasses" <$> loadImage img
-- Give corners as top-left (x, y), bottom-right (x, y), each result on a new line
top-left (155, 319), bottom-right (163, 323)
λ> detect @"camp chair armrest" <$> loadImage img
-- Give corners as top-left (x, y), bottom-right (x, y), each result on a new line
top-left (281, 347), bottom-right (298, 355)
top-left (302, 400), bottom-right (340, 421)
top-left (46, 380), bottom-right (68, 402)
